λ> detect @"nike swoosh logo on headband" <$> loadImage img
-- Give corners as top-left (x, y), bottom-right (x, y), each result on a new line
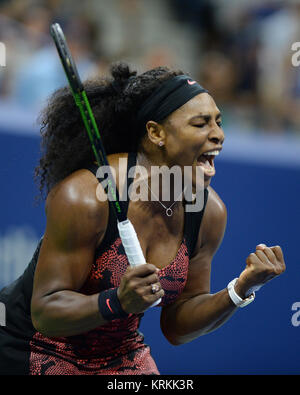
top-left (187, 80), bottom-right (197, 85)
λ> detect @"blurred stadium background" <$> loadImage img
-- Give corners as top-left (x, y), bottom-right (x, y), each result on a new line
top-left (0, 0), bottom-right (299, 374)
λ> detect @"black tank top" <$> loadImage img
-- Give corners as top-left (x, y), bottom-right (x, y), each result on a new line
top-left (0, 153), bottom-right (208, 375)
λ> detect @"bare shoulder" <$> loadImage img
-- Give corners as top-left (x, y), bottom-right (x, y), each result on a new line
top-left (44, 153), bottom-right (130, 245)
top-left (46, 168), bottom-right (105, 215)
top-left (204, 186), bottom-right (227, 225)
top-left (196, 186), bottom-right (227, 253)
top-left (45, 168), bottom-right (109, 246)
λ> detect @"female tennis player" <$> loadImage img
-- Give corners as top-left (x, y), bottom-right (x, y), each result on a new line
top-left (0, 63), bottom-right (285, 375)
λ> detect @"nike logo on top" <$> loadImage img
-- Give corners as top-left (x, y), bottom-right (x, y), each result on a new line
top-left (187, 80), bottom-right (197, 85)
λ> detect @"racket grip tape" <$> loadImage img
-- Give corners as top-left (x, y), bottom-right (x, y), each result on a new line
top-left (117, 219), bottom-right (161, 307)
top-left (117, 219), bottom-right (146, 267)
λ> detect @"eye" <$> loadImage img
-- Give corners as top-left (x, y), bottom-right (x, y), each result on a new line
top-left (194, 124), bottom-right (206, 128)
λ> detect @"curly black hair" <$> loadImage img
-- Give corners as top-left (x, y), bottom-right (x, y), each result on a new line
top-left (35, 62), bottom-right (185, 198)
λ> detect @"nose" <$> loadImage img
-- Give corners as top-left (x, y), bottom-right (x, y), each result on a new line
top-left (208, 123), bottom-right (225, 146)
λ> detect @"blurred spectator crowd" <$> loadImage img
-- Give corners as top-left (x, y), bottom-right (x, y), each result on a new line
top-left (0, 0), bottom-right (300, 135)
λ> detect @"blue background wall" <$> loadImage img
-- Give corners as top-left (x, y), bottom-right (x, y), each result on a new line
top-left (0, 128), bottom-right (299, 374)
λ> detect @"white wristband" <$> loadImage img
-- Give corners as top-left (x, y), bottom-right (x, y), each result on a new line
top-left (227, 278), bottom-right (255, 308)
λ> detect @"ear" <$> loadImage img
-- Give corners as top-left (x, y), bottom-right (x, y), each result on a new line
top-left (145, 120), bottom-right (165, 147)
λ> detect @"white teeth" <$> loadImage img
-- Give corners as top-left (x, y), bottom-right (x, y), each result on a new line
top-left (203, 150), bottom-right (219, 156)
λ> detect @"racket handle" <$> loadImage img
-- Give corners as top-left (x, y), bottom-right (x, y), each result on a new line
top-left (117, 219), bottom-right (161, 307)
top-left (118, 219), bottom-right (146, 266)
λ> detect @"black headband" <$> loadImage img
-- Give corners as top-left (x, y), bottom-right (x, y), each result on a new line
top-left (136, 75), bottom-right (208, 127)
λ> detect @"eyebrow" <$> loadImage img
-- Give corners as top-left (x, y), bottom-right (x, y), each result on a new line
top-left (190, 112), bottom-right (222, 122)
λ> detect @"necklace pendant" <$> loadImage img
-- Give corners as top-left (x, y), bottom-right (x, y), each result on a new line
top-left (166, 208), bottom-right (173, 217)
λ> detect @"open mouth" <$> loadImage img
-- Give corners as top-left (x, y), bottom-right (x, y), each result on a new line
top-left (196, 149), bottom-right (220, 178)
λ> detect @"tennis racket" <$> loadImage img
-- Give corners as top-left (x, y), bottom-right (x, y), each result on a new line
top-left (50, 23), bottom-right (161, 306)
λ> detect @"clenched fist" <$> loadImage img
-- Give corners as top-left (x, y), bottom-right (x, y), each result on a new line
top-left (235, 244), bottom-right (286, 298)
top-left (117, 263), bottom-right (164, 314)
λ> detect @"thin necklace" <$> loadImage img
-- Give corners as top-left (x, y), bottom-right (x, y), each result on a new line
top-left (136, 164), bottom-right (185, 217)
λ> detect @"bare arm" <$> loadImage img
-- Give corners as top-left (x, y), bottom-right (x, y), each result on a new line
top-left (160, 187), bottom-right (234, 345)
top-left (160, 186), bottom-right (286, 345)
top-left (31, 169), bottom-right (110, 337)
